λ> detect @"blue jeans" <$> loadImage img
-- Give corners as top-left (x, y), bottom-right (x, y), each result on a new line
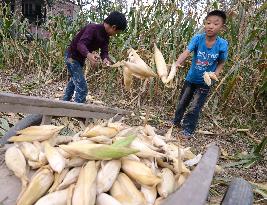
top-left (63, 51), bottom-right (88, 103)
top-left (173, 80), bottom-right (210, 134)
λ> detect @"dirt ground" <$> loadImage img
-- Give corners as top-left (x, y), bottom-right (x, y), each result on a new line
top-left (0, 70), bottom-right (266, 204)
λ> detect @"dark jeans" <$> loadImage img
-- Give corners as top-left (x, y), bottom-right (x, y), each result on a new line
top-left (173, 80), bottom-right (210, 134)
top-left (63, 51), bottom-right (88, 103)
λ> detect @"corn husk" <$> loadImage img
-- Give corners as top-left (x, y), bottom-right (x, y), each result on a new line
top-left (123, 66), bottom-right (133, 91)
top-left (96, 193), bottom-right (122, 205)
top-left (154, 197), bottom-right (165, 205)
top-left (110, 173), bottom-right (146, 205)
top-left (157, 168), bottom-right (175, 198)
top-left (67, 184), bottom-right (75, 205)
top-left (17, 167), bottom-right (54, 205)
top-left (174, 174), bottom-right (188, 190)
top-left (72, 161), bottom-right (97, 205)
top-left (154, 44), bottom-right (168, 82)
top-left (35, 188), bottom-right (69, 205)
top-left (123, 60), bottom-right (157, 78)
top-left (59, 143), bottom-right (139, 160)
top-left (57, 167), bottom-right (81, 190)
top-left (48, 168), bottom-right (69, 193)
top-left (17, 142), bottom-right (39, 161)
top-left (90, 135), bottom-right (113, 144)
top-left (81, 125), bottom-right (118, 138)
top-left (96, 160), bottom-right (121, 194)
top-left (57, 147), bottom-right (72, 158)
top-left (122, 159), bottom-right (161, 187)
top-left (8, 125), bottom-right (64, 142)
top-left (203, 71), bottom-right (212, 86)
top-left (44, 141), bottom-right (66, 173)
top-left (141, 186), bottom-right (157, 205)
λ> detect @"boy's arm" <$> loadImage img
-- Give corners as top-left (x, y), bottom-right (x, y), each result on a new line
top-left (214, 60), bottom-right (225, 77)
top-left (100, 42), bottom-right (110, 65)
top-left (175, 49), bottom-right (191, 68)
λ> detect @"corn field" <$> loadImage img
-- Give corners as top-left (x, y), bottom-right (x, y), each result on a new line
top-left (0, 0), bottom-right (266, 128)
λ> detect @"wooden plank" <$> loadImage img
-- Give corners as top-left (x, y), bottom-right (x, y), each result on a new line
top-left (0, 92), bottom-right (130, 115)
top-left (162, 145), bottom-right (219, 205)
top-left (0, 103), bottom-right (116, 119)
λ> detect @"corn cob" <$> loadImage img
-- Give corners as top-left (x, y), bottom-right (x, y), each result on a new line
top-left (17, 142), bottom-right (39, 161)
top-left (57, 167), bottom-right (81, 190)
top-left (122, 159), bottom-right (161, 187)
top-left (81, 125), bottom-right (118, 138)
top-left (90, 135), bottom-right (113, 144)
top-left (96, 160), bottom-right (121, 194)
top-left (203, 71), bottom-right (212, 86)
top-left (123, 66), bottom-right (133, 91)
top-left (17, 167), bottom-right (54, 205)
top-left (154, 44), bottom-right (168, 83)
top-left (157, 168), bottom-right (175, 198)
top-left (59, 143), bottom-right (139, 160)
top-left (123, 60), bottom-right (157, 78)
top-left (154, 197), bottom-right (165, 205)
top-left (165, 61), bottom-right (177, 84)
top-left (141, 186), bottom-right (157, 205)
top-left (35, 188), bottom-right (69, 205)
top-left (208, 72), bottom-right (219, 81)
top-left (96, 193), bottom-right (122, 205)
top-left (48, 168), bottom-right (69, 193)
top-left (65, 157), bottom-right (86, 168)
top-left (44, 141), bottom-right (66, 173)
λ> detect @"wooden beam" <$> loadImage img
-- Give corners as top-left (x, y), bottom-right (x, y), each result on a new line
top-left (0, 92), bottom-right (130, 115)
top-left (162, 145), bottom-right (219, 205)
top-left (0, 103), bottom-right (115, 119)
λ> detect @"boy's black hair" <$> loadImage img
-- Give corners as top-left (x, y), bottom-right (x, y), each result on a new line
top-left (104, 11), bottom-right (127, 31)
top-left (206, 10), bottom-right (226, 24)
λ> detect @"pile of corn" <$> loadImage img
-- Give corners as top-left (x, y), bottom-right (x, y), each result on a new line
top-left (4, 120), bottom-right (200, 205)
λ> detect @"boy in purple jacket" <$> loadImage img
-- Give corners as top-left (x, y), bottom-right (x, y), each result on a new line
top-left (63, 11), bottom-right (127, 103)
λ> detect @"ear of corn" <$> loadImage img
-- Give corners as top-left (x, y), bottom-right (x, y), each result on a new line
top-left (44, 141), bottom-right (66, 173)
top-left (141, 185), bottom-right (157, 205)
top-left (208, 72), bottom-right (219, 81)
top-left (123, 60), bottom-right (157, 78)
top-left (154, 197), bottom-right (165, 205)
top-left (165, 61), bottom-right (177, 84)
top-left (35, 188), bottom-right (69, 205)
top-left (96, 193), bottom-right (122, 205)
top-left (96, 160), bottom-right (121, 194)
top-left (57, 167), bottom-right (81, 190)
top-left (157, 168), bottom-right (175, 198)
top-left (67, 184), bottom-right (75, 205)
top-left (81, 125), bottom-right (118, 138)
top-left (121, 159), bottom-right (161, 187)
top-left (57, 147), bottom-right (72, 158)
top-left (72, 161), bottom-right (97, 205)
top-left (174, 174), bottom-right (188, 190)
top-left (203, 71), bottom-right (212, 86)
top-left (123, 66), bottom-right (133, 91)
top-left (5, 146), bottom-right (28, 189)
top-left (65, 157), bottom-right (86, 168)
top-left (48, 168), bottom-right (69, 193)
top-left (90, 135), bottom-right (113, 144)
top-left (8, 125), bottom-right (64, 142)
top-left (59, 143), bottom-right (139, 160)
top-left (18, 142), bottom-right (40, 161)
top-left (17, 167), bottom-right (54, 205)
top-left (154, 43), bottom-right (168, 81)
top-left (110, 172), bottom-right (146, 205)
top-left (111, 134), bottom-right (136, 147)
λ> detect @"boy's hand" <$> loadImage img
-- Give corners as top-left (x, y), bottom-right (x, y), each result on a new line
top-left (103, 58), bottom-right (111, 66)
top-left (87, 52), bottom-right (100, 64)
top-left (175, 61), bottom-right (183, 69)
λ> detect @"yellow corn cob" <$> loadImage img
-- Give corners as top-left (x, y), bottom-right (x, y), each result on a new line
top-left (57, 167), bottom-right (81, 190)
top-left (17, 167), bottom-right (54, 205)
top-left (48, 168), bottom-right (69, 193)
top-left (96, 193), bottom-right (122, 205)
top-left (203, 71), bottom-right (212, 86)
top-left (157, 168), bottom-right (175, 198)
top-left (154, 44), bottom-right (168, 81)
top-left (44, 141), bottom-right (66, 173)
top-left (59, 143), bottom-right (139, 160)
top-left (141, 186), bottom-right (157, 205)
top-left (96, 160), bottom-right (121, 194)
top-left (72, 161), bottom-right (97, 205)
top-left (110, 173), bottom-right (146, 205)
top-left (8, 125), bottom-right (64, 142)
top-left (121, 159), bottom-right (161, 187)
top-left (5, 146), bottom-right (28, 190)
top-left (81, 125), bottom-right (118, 138)
top-left (35, 188), bottom-right (69, 205)
top-left (123, 66), bottom-right (133, 91)
top-left (18, 142), bottom-right (40, 161)
top-left (165, 61), bottom-right (177, 84)
top-left (208, 72), bottom-right (219, 81)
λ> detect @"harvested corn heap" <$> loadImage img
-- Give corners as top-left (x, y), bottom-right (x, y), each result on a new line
top-left (5, 120), bottom-right (201, 205)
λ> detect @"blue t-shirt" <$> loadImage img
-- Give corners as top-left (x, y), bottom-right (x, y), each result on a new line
top-left (185, 33), bottom-right (228, 84)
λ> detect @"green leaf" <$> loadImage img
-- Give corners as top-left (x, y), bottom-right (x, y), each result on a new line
top-left (111, 134), bottom-right (136, 147)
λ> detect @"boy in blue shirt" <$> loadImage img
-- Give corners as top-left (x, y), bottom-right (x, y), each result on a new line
top-left (172, 10), bottom-right (228, 139)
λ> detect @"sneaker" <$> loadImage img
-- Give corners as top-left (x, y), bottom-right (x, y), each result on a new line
top-left (178, 130), bottom-right (193, 139)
